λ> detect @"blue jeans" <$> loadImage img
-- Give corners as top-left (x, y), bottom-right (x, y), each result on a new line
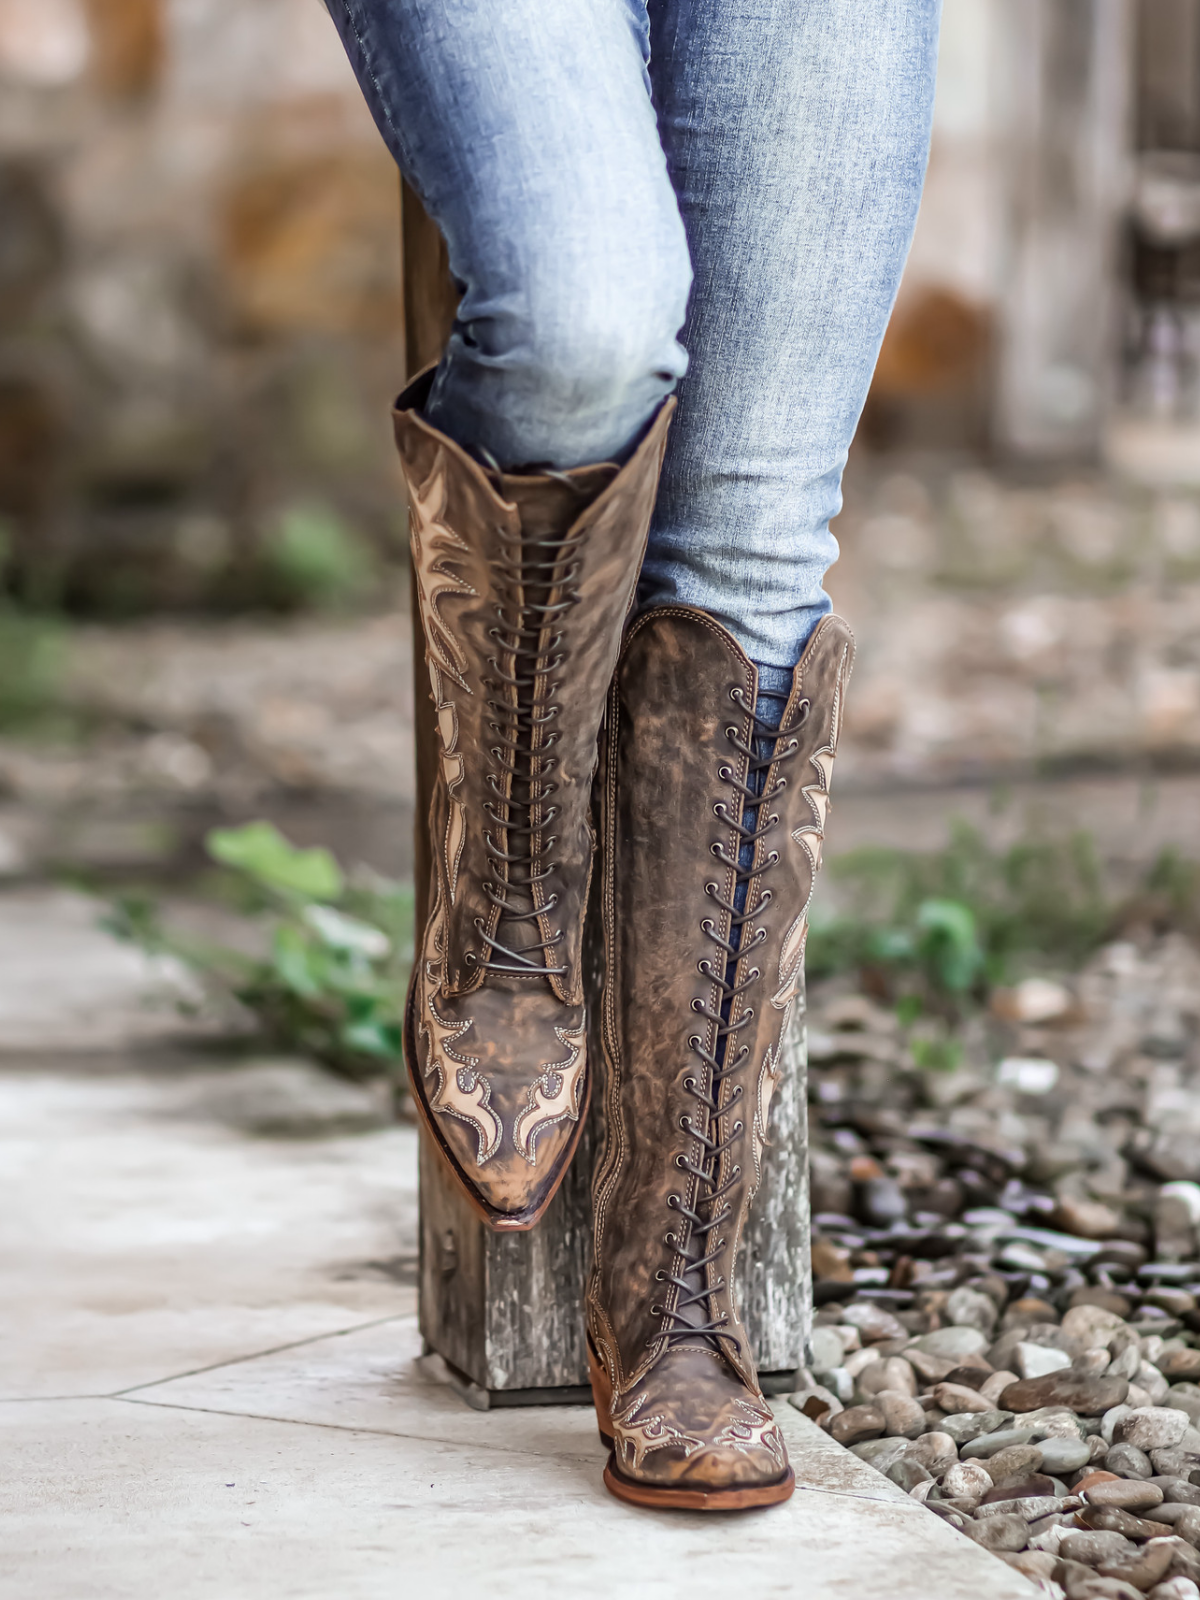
top-left (326, 0), bottom-right (940, 667)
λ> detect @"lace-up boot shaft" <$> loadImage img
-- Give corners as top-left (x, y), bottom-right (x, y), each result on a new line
top-left (588, 605), bottom-right (854, 1507)
top-left (395, 369), bottom-right (674, 1229)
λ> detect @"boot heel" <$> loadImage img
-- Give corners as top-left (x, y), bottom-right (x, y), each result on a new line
top-left (586, 1335), bottom-right (614, 1449)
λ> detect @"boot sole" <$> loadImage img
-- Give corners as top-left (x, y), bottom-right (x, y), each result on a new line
top-left (403, 979), bottom-right (589, 1233)
top-left (587, 1336), bottom-right (794, 1511)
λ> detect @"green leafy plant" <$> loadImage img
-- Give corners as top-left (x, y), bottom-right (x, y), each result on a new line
top-left (0, 609), bottom-right (67, 734)
top-left (260, 501), bottom-right (376, 610)
top-left (807, 821), bottom-right (1198, 1013)
top-left (104, 822), bottom-right (413, 1082)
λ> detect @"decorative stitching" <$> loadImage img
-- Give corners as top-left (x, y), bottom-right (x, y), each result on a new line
top-left (512, 1024), bottom-right (587, 1164)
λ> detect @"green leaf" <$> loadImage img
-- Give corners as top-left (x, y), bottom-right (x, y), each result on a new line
top-left (303, 903), bottom-right (390, 958)
top-left (341, 1018), bottom-right (403, 1059)
top-left (206, 822), bottom-right (343, 902)
top-left (271, 924), bottom-right (324, 997)
top-left (915, 897), bottom-right (984, 995)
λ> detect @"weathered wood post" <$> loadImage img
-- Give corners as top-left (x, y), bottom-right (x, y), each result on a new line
top-left (401, 182), bottom-right (811, 1406)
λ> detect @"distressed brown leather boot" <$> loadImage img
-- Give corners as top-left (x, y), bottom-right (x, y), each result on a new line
top-left (395, 371), bottom-right (674, 1230)
top-left (588, 604), bottom-right (854, 1508)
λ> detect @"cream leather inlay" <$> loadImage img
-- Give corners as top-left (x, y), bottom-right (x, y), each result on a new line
top-left (512, 1024), bottom-right (586, 1164)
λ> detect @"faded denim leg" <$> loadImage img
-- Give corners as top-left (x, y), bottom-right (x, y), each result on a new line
top-left (323, 0), bottom-right (691, 470)
top-left (640, 0), bottom-right (942, 665)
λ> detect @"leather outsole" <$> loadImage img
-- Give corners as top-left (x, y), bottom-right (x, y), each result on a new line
top-left (402, 982), bottom-right (588, 1233)
top-left (602, 1455), bottom-right (796, 1512)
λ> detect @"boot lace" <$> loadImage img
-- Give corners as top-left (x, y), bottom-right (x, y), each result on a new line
top-left (464, 472), bottom-right (590, 979)
top-left (652, 685), bottom-right (810, 1351)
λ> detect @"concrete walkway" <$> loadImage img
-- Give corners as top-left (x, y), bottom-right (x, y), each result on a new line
top-left (0, 891), bottom-right (1037, 1599)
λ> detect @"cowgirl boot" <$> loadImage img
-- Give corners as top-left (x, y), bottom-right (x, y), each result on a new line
top-left (395, 371), bottom-right (674, 1230)
top-left (587, 604), bottom-right (854, 1508)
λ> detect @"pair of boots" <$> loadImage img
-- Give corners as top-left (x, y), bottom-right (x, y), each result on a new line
top-left (396, 377), bottom-right (853, 1511)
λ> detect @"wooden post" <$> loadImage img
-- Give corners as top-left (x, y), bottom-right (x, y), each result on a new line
top-left (993, 0), bottom-right (1134, 458)
top-left (401, 182), bottom-right (812, 1406)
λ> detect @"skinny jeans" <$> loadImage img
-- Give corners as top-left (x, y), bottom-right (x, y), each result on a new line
top-left (325, 0), bottom-right (941, 667)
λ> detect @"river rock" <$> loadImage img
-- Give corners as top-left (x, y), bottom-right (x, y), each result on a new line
top-left (886, 1457), bottom-right (932, 1493)
top-left (947, 1286), bottom-right (999, 1335)
top-left (1062, 1305), bottom-right (1131, 1348)
top-left (915, 1326), bottom-right (990, 1361)
top-left (1117, 1410), bottom-right (1191, 1452)
top-left (1040, 1436), bottom-right (1093, 1475)
top-left (1002, 1371), bottom-right (1131, 1415)
top-left (1165, 1388), bottom-right (1200, 1428)
top-left (943, 1460), bottom-right (993, 1501)
top-left (1015, 1342), bottom-right (1073, 1381)
top-left (1079, 1505), bottom-right (1179, 1539)
top-left (962, 1427), bottom-right (1041, 1459)
top-left (1061, 1530), bottom-right (1139, 1566)
top-left (906, 1432), bottom-right (958, 1477)
top-left (875, 1391), bottom-right (926, 1439)
top-left (985, 1444), bottom-right (1045, 1485)
top-left (849, 1437), bottom-right (910, 1473)
top-left (1104, 1440), bottom-right (1155, 1479)
top-left (1086, 1481), bottom-right (1167, 1512)
top-left (1097, 1537), bottom-right (1176, 1593)
top-left (810, 1327), bottom-right (847, 1372)
top-left (1162, 1353), bottom-right (1200, 1383)
top-left (933, 1382), bottom-right (994, 1415)
top-left (832, 1404), bottom-right (886, 1445)
top-left (1148, 1578), bottom-right (1200, 1600)
top-left (941, 1409), bottom-right (1012, 1444)
top-left (839, 1303), bottom-right (907, 1343)
top-left (980, 1370), bottom-right (1021, 1406)
top-left (1170, 1508), bottom-right (1200, 1547)
top-left (961, 1513), bottom-right (1029, 1553)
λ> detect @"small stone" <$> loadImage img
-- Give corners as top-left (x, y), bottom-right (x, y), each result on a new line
top-left (905, 1431), bottom-right (958, 1477)
top-left (1060, 1530), bottom-right (1139, 1566)
top-left (1023, 1405), bottom-right (1089, 1440)
top-left (1148, 1579), bottom-right (1200, 1600)
top-left (1086, 1481), bottom-right (1166, 1512)
top-left (1003, 1298), bottom-right (1061, 1331)
top-left (1078, 1504), bottom-right (1179, 1539)
top-left (933, 1382), bottom-right (994, 1415)
top-left (848, 1437), bottom-right (910, 1473)
top-left (1062, 1305), bottom-right (1133, 1349)
top-left (1016, 1341), bottom-right (1075, 1381)
top-left (844, 1346), bottom-right (883, 1380)
top-left (947, 1409), bottom-right (1014, 1443)
top-left (1105, 1442), bottom-right (1156, 1479)
top-left (858, 1356), bottom-right (919, 1399)
top-left (943, 1460), bottom-right (994, 1501)
top-left (1162, 1354), bottom-right (1200, 1383)
top-left (1117, 1410), bottom-right (1191, 1452)
top-left (1105, 1406), bottom-right (1137, 1443)
top-left (810, 1326), bottom-right (847, 1371)
top-left (985, 1444), bottom-right (1046, 1486)
top-left (840, 1303), bottom-right (907, 1343)
top-left (831, 1404), bottom-right (886, 1446)
top-left (1156, 1191), bottom-right (1200, 1264)
top-left (975, 1494), bottom-right (1061, 1521)
top-left (1040, 1437), bottom-right (1094, 1475)
top-left (1169, 1507), bottom-right (1200, 1545)
top-left (981, 1474), bottom-right (1056, 1505)
top-left (1000, 1550), bottom-right (1059, 1582)
top-left (1153, 1448), bottom-right (1200, 1478)
top-left (942, 1363), bottom-right (993, 1391)
top-left (902, 1348), bottom-right (959, 1385)
top-left (1166, 1387), bottom-right (1200, 1427)
top-left (885, 1457), bottom-right (932, 1492)
top-left (925, 1502), bottom-right (968, 1531)
top-left (1149, 1479), bottom-right (1200, 1507)
top-left (1078, 1348), bottom-right (1116, 1376)
top-left (1071, 1287), bottom-right (1135, 1319)
top-left (1002, 1372), bottom-right (1131, 1415)
top-left (1097, 1537), bottom-right (1176, 1592)
top-left (961, 1513), bottom-right (1029, 1553)
top-left (915, 1325), bottom-right (990, 1361)
top-left (962, 1427), bottom-right (1041, 1459)
top-left (981, 1370), bottom-right (1021, 1405)
top-left (811, 1237), bottom-right (855, 1283)
top-left (788, 1384), bottom-right (843, 1423)
top-left (1055, 1199), bottom-right (1126, 1240)
top-left (877, 1391), bottom-right (927, 1440)
top-left (947, 1287), bottom-right (999, 1335)
top-left (1074, 1472), bottom-right (1124, 1494)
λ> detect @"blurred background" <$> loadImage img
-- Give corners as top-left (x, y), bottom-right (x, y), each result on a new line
top-left (0, 0), bottom-right (1197, 1066)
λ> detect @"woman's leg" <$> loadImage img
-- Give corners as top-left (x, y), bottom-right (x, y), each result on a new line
top-left (324, 0), bottom-right (691, 468)
top-left (641, 0), bottom-right (942, 670)
top-left (587, 0), bottom-right (940, 1511)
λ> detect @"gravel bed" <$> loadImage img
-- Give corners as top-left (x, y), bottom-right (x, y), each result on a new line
top-left (791, 932), bottom-right (1200, 1599)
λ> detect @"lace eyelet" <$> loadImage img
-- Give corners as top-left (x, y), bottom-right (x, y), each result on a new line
top-left (655, 1269), bottom-right (666, 1282)
top-left (464, 953), bottom-right (476, 965)
top-left (717, 764), bottom-right (732, 780)
top-left (691, 999), bottom-right (704, 1013)
top-left (675, 1154), bottom-right (687, 1168)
